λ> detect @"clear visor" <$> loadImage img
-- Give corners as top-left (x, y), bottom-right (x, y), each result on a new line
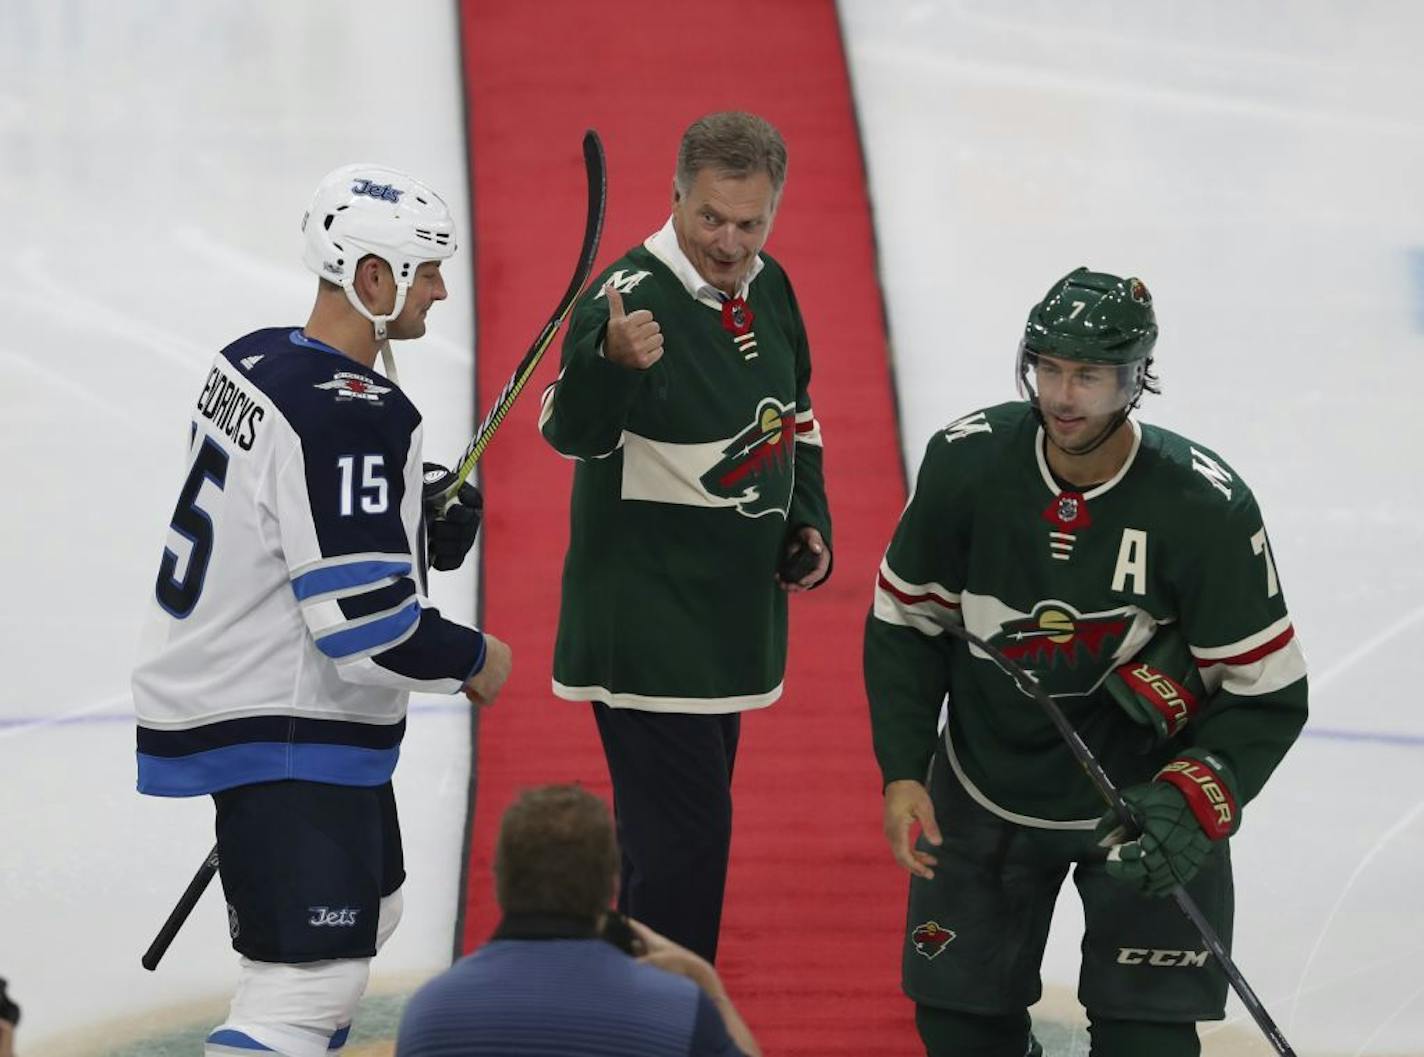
top-left (1017, 343), bottom-right (1145, 419)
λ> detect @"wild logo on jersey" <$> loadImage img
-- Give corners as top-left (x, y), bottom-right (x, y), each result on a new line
top-left (698, 397), bottom-right (795, 518)
top-left (987, 600), bottom-right (1133, 697)
top-left (911, 921), bottom-right (956, 961)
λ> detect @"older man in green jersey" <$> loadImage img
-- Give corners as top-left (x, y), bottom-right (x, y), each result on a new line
top-left (539, 112), bottom-right (832, 963)
top-left (865, 269), bottom-right (1307, 1057)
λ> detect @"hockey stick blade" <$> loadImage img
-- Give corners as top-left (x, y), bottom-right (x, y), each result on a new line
top-left (939, 621), bottom-right (1297, 1057)
top-left (439, 129), bottom-right (607, 506)
top-left (142, 843), bottom-right (220, 971)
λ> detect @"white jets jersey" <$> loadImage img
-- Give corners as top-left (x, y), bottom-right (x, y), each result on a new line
top-left (132, 328), bottom-right (484, 797)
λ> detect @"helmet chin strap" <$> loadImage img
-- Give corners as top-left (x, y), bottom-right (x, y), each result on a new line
top-left (1037, 406), bottom-right (1129, 457)
top-left (342, 282), bottom-right (411, 385)
top-left (1023, 359), bottom-right (1146, 460)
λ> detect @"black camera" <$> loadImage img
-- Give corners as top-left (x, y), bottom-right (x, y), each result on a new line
top-left (599, 912), bottom-right (644, 957)
top-left (777, 541), bottom-right (820, 583)
top-left (0, 977), bottom-right (20, 1028)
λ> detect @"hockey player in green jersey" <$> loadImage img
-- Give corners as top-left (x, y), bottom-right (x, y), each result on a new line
top-left (539, 112), bottom-right (832, 963)
top-left (864, 268), bottom-right (1307, 1056)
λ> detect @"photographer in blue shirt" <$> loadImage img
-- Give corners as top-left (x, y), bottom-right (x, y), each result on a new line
top-left (396, 785), bottom-right (760, 1057)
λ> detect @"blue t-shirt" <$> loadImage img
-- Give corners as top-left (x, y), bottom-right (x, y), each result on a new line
top-left (397, 935), bottom-right (745, 1057)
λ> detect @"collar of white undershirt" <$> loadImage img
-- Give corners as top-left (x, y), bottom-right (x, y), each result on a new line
top-left (643, 216), bottom-right (765, 310)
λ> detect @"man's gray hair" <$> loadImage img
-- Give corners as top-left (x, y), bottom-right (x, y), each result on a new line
top-left (675, 111), bottom-right (787, 197)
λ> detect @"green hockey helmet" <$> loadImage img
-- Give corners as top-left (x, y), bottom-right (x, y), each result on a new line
top-left (1017, 268), bottom-right (1161, 455)
top-left (1021, 267), bottom-right (1158, 366)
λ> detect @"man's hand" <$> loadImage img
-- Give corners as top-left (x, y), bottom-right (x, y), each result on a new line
top-left (776, 526), bottom-right (831, 592)
top-left (628, 918), bottom-right (762, 1057)
top-left (423, 463), bottom-right (483, 572)
top-left (627, 918), bottom-right (718, 993)
top-left (463, 633), bottom-right (512, 707)
top-left (602, 283), bottom-right (663, 369)
top-left (883, 779), bottom-right (942, 879)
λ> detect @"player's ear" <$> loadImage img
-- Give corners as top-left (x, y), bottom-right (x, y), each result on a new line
top-left (356, 255), bottom-right (386, 288)
top-left (353, 255), bottom-right (392, 311)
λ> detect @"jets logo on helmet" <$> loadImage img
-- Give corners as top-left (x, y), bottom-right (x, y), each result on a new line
top-left (350, 178), bottom-right (402, 204)
top-left (301, 163), bottom-right (457, 346)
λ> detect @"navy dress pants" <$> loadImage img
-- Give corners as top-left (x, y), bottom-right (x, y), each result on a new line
top-left (592, 703), bottom-right (741, 963)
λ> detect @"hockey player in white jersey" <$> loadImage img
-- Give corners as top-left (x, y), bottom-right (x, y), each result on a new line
top-left (132, 164), bottom-right (510, 1057)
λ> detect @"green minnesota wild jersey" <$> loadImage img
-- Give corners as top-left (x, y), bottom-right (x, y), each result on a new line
top-left (865, 402), bottom-right (1307, 825)
top-left (540, 225), bottom-right (830, 713)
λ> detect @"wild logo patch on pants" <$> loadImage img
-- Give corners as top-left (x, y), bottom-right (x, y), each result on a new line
top-left (911, 920), bottom-right (956, 960)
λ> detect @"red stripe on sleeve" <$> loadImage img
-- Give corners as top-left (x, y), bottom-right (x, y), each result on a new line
top-left (1196, 624), bottom-right (1294, 669)
top-left (877, 571), bottom-right (959, 611)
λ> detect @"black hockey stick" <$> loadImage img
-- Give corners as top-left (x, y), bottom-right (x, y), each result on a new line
top-left (940, 621), bottom-right (1297, 1057)
top-left (434, 128), bottom-right (607, 509)
top-left (142, 843), bottom-right (219, 971)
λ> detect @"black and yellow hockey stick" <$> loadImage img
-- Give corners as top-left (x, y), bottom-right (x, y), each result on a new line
top-left (432, 128), bottom-right (607, 510)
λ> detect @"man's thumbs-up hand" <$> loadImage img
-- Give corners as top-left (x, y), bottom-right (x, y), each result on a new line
top-left (602, 282), bottom-right (664, 370)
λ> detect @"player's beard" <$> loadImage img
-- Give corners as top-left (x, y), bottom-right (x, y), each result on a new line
top-left (1044, 409), bottom-right (1128, 457)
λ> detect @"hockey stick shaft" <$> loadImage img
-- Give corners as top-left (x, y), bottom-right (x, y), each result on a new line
top-left (438, 129), bottom-right (607, 507)
top-left (142, 843), bottom-right (219, 971)
top-left (940, 621), bottom-right (1296, 1057)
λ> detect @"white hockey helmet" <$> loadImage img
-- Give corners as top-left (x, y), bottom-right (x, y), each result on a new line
top-left (301, 163), bottom-right (457, 342)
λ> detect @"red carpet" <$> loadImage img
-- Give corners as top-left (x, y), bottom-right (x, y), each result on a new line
top-left (457, 4), bottom-right (918, 1051)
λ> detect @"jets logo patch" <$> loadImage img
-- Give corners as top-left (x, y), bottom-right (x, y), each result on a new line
top-left (698, 397), bottom-right (795, 518)
top-left (911, 921), bottom-right (956, 960)
top-left (315, 372), bottom-right (391, 404)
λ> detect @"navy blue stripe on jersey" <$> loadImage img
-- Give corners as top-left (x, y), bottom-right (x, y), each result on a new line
top-left (292, 559), bottom-right (411, 602)
top-left (136, 715), bottom-right (406, 795)
top-left (137, 715), bottom-right (406, 756)
top-left (337, 578), bottom-right (418, 620)
top-left (316, 601), bottom-right (421, 659)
